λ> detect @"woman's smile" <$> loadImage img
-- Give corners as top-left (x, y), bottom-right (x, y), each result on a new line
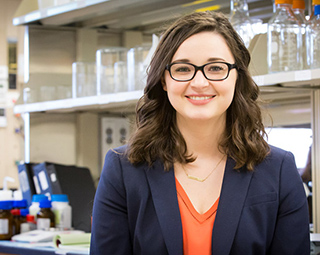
top-left (186, 95), bottom-right (216, 105)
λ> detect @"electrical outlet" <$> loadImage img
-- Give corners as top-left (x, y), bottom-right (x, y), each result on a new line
top-left (101, 117), bottom-right (129, 167)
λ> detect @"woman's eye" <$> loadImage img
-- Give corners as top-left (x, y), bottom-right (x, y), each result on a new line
top-left (174, 66), bottom-right (191, 73)
top-left (208, 65), bottom-right (224, 72)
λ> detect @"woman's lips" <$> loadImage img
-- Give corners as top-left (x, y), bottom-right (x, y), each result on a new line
top-left (185, 95), bottom-right (215, 105)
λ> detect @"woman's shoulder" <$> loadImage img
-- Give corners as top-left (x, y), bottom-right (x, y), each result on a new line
top-left (103, 144), bottom-right (148, 173)
top-left (110, 144), bottom-right (128, 153)
top-left (105, 145), bottom-right (128, 160)
top-left (266, 145), bottom-right (295, 163)
top-left (255, 144), bottom-right (298, 176)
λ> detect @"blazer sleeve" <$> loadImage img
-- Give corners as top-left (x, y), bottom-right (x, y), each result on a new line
top-left (90, 149), bottom-right (133, 255)
top-left (268, 151), bottom-right (310, 255)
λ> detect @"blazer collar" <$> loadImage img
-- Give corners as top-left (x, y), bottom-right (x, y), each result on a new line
top-left (145, 160), bottom-right (183, 255)
top-left (211, 157), bottom-right (253, 255)
top-left (146, 157), bottom-right (253, 255)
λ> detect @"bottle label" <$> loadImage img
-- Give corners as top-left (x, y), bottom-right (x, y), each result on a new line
top-left (52, 207), bottom-right (72, 228)
top-left (37, 218), bottom-right (50, 230)
top-left (20, 222), bottom-right (30, 233)
top-left (53, 209), bottom-right (61, 226)
top-left (0, 219), bottom-right (9, 234)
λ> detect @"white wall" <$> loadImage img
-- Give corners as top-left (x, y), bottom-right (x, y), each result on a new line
top-left (0, 0), bottom-right (24, 190)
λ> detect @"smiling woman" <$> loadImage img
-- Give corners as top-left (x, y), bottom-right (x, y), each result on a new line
top-left (90, 11), bottom-right (310, 255)
top-left (163, 31), bottom-right (237, 130)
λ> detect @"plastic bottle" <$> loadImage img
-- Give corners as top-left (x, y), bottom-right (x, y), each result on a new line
top-left (0, 201), bottom-right (13, 240)
top-left (51, 194), bottom-right (72, 229)
top-left (37, 200), bottom-right (55, 230)
top-left (0, 177), bottom-right (14, 201)
top-left (293, 0), bottom-right (308, 69)
top-left (29, 194), bottom-right (48, 218)
top-left (306, 0), bottom-right (320, 68)
top-left (229, 0), bottom-right (255, 47)
top-left (267, 0), bottom-right (303, 73)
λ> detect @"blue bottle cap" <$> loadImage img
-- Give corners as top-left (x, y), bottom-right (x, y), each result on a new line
top-left (20, 208), bottom-right (29, 216)
top-left (32, 194), bottom-right (49, 203)
top-left (0, 201), bottom-right (13, 210)
top-left (315, 5), bottom-right (320, 16)
top-left (39, 200), bottom-right (51, 208)
top-left (13, 199), bottom-right (28, 208)
top-left (51, 194), bottom-right (69, 202)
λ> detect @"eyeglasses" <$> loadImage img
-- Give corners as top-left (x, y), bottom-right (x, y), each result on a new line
top-left (165, 61), bottom-right (237, 82)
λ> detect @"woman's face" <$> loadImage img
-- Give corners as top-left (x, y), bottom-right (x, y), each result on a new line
top-left (163, 31), bottom-right (237, 125)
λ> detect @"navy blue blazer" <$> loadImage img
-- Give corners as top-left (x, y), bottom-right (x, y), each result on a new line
top-left (90, 145), bottom-right (310, 255)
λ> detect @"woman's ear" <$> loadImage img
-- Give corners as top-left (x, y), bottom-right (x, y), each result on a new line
top-left (161, 76), bottom-right (167, 91)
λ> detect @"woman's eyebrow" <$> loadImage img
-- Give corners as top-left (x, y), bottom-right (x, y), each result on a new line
top-left (171, 59), bottom-right (190, 63)
top-left (207, 57), bottom-right (225, 62)
top-left (171, 57), bottom-right (226, 64)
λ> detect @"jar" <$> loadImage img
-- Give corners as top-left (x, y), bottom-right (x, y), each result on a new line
top-left (20, 213), bottom-right (36, 233)
top-left (12, 199), bottom-right (28, 235)
top-left (51, 194), bottom-right (72, 229)
top-left (0, 201), bottom-right (13, 240)
top-left (96, 47), bottom-right (128, 95)
top-left (37, 200), bottom-right (55, 230)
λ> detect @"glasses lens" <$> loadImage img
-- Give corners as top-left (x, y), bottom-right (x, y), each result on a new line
top-left (170, 63), bottom-right (195, 81)
top-left (204, 62), bottom-right (229, 80)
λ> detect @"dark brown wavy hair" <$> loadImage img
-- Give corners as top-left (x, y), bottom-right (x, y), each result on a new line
top-left (125, 11), bottom-right (270, 171)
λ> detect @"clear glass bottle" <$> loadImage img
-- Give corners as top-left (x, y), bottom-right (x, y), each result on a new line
top-left (229, 0), bottom-right (255, 47)
top-left (267, 0), bottom-right (303, 73)
top-left (309, 0), bottom-right (316, 20)
top-left (293, 0), bottom-right (308, 69)
top-left (306, 0), bottom-right (320, 68)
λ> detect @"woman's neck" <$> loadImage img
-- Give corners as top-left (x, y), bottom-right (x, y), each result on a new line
top-left (176, 115), bottom-right (226, 157)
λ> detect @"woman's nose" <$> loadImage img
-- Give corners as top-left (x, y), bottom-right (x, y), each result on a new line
top-left (190, 70), bottom-right (210, 88)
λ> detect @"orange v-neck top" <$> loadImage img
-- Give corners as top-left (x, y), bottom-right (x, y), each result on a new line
top-left (175, 179), bottom-right (219, 255)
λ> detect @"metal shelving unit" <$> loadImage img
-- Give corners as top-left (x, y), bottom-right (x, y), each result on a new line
top-left (13, 69), bottom-right (320, 114)
top-left (13, 90), bottom-right (143, 114)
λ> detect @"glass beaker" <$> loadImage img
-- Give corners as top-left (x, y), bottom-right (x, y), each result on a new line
top-left (72, 62), bottom-right (96, 98)
top-left (96, 47), bottom-right (128, 95)
top-left (127, 45), bottom-right (151, 91)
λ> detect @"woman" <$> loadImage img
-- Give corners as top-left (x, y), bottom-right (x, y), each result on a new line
top-left (90, 11), bottom-right (310, 255)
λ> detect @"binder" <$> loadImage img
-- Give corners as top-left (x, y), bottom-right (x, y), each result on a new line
top-left (17, 163), bottom-right (37, 206)
top-left (31, 162), bottom-right (96, 232)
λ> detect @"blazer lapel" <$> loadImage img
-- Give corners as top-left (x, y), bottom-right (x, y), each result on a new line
top-left (211, 158), bottom-right (253, 255)
top-left (145, 161), bottom-right (183, 255)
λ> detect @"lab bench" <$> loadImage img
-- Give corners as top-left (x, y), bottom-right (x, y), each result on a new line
top-left (0, 241), bottom-right (89, 255)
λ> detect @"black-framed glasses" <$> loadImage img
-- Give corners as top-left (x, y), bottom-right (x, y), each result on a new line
top-left (165, 61), bottom-right (237, 82)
